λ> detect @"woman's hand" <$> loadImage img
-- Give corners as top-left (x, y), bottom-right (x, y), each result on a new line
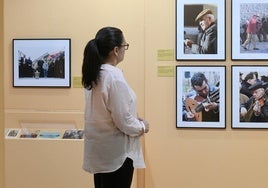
top-left (138, 117), bottom-right (149, 133)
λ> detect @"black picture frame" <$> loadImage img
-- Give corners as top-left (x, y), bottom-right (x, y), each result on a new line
top-left (231, 1), bottom-right (268, 60)
top-left (13, 38), bottom-right (71, 87)
top-left (176, 65), bottom-right (226, 128)
top-left (232, 65), bottom-right (268, 128)
top-left (176, 0), bottom-right (226, 61)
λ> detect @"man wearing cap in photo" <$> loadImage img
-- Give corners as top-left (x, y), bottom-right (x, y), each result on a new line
top-left (240, 72), bottom-right (259, 98)
top-left (240, 81), bottom-right (268, 122)
top-left (241, 14), bottom-right (260, 50)
top-left (184, 8), bottom-right (217, 54)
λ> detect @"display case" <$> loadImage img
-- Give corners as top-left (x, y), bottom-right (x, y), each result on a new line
top-left (5, 127), bottom-right (138, 188)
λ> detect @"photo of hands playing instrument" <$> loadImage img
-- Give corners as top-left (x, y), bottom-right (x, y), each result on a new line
top-left (240, 80), bottom-right (268, 122)
top-left (185, 88), bottom-right (219, 122)
top-left (182, 72), bottom-right (220, 122)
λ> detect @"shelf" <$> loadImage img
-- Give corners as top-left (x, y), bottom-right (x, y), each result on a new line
top-left (5, 128), bottom-right (84, 140)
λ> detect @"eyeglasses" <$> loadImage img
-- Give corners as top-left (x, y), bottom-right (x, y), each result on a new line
top-left (121, 43), bottom-right (129, 50)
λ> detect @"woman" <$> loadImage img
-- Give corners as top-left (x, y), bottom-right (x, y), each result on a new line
top-left (82, 27), bottom-right (149, 188)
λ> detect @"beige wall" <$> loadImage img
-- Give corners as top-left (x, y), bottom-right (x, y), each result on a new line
top-left (4, 0), bottom-right (145, 128)
top-left (1, 0), bottom-right (4, 186)
top-left (4, 0), bottom-right (268, 188)
top-left (144, 0), bottom-right (268, 188)
top-left (4, 0), bottom-right (145, 187)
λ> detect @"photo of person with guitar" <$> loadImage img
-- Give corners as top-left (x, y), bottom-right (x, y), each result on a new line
top-left (182, 72), bottom-right (219, 122)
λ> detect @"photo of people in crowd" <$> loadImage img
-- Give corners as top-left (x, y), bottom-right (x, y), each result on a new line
top-left (13, 39), bottom-right (70, 87)
top-left (176, 66), bottom-right (225, 128)
top-left (232, 1), bottom-right (268, 60)
top-left (232, 66), bottom-right (268, 128)
top-left (18, 50), bottom-right (65, 79)
top-left (18, 51), bottom-right (65, 79)
top-left (240, 3), bottom-right (268, 53)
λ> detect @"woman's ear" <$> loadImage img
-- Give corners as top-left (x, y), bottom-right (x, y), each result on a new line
top-left (113, 46), bottom-right (119, 57)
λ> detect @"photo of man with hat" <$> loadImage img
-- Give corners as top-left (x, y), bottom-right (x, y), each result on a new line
top-left (240, 81), bottom-right (268, 122)
top-left (184, 8), bottom-right (217, 54)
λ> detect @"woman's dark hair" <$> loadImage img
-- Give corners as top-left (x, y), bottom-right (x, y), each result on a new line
top-left (82, 27), bottom-right (124, 90)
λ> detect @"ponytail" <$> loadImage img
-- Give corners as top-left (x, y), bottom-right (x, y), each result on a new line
top-left (82, 27), bottom-right (124, 90)
top-left (82, 39), bottom-right (102, 90)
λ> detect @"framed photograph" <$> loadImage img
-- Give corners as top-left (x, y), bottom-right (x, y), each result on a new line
top-left (176, 66), bottom-right (226, 128)
top-left (232, 65), bottom-right (268, 128)
top-left (232, 1), bottom-right (268, 60)
top-left (13, 38), bottom-right (71, 87)
top-left (176, 0), bottom-right (226, 60)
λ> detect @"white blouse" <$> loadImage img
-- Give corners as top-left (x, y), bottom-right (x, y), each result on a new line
top-left (83, 63), bottom-right (145, 174)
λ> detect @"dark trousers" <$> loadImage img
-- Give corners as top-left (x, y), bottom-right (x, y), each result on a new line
top-left (94, 158), bottom-right (134, 188)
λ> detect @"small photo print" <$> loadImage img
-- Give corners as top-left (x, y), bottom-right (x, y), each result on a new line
top-left (6, 129), bottom-right (20, 138)
top-left (39, 131), bottom-right (61, 139)
top-left (20, 129), bottom-right (40, 138)
top-left (62, 129), bottom-right (84, 139)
